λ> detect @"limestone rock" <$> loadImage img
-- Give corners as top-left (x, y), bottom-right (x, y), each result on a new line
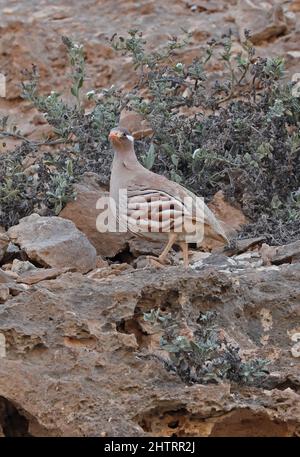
top-left (11, 259), bottom-right (38, 275)
top-left (208, 191), bottom-right (248, 236)
top-left (87, 263), bottom-right (133, 280)
top-left (0, 284), bottom-right (10, 303)
top-left (0, 263), bottom-right (299, 436)
top-left (128, 238), bottom-right (165, 257)
top-left (259, 240), bottom-right (300, 266)
top-left (290, 1), bottom-right (300, 12)
top-left (8, 214), bottom-right (96, 273)
top-left (0, 233), bottom-right (9, 262)
top-left (17, 267), bottom-right (70, 285)
top-left (119, 109), bottom-right (153, 140)
top-left (0, 269), bottom-right (11, 284)
top-left (204, 191), bottom-right (248, 250)
top-left (236, 0), bottom-right (289, 45)
top-left (60, 173), bottom-right (131, 258)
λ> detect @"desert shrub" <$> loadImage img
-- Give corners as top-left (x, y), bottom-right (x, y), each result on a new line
top-left (0, 30), bottom-right (299, 243)
top-left (144, 309), bottom-right (270, 387)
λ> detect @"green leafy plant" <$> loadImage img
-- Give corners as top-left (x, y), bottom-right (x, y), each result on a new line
top-left (144, 309), bottom-right (270, 386)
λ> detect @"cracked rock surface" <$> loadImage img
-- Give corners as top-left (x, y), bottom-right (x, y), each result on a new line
top-left (0, 261), bottom-right (299, 436)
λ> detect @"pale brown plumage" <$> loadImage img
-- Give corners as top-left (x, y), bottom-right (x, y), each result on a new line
top-left (109, 127), bottom-right (228, 267)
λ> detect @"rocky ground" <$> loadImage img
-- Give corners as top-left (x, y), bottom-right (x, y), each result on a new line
top-left (0, 186), bottom-right (300, 436)
top-left (0, 0), bottom-right (300, 437)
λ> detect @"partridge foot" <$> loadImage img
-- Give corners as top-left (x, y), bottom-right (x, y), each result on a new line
top-left (146, 255), bottom-right (171, 268)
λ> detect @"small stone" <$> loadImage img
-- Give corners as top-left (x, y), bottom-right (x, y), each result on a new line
top-left (17, 267), bottom-right (70, 285)
top-left (0, 269), bottom-right (12, 284)
top-left (6, 243), bottom-right (20, 255)
top-left (8, 214), bottom-right (96, 273)
top-left (287, 51), bottom-right (300, 59)
top-left (235, 1), bottom-right (289, 45)
top-left (0, 285), bottom-right (10, 303)
top-left (95, 256), bottom-right (109, 268)
top-left (189, 251), bottom-right (211, 264)
top-left (87, 263), bottom-right (133, 280)
top-left (11, 259), bottom-right (38, 275)
top-left (0, 232), bottom-right (9, 262)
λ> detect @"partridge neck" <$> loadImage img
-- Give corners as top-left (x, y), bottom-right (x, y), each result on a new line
top-left (112, 146), bottom-right (139, 169)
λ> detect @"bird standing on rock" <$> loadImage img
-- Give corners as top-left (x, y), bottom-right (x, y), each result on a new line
top-left (108, 127), bottom-right (228, 267)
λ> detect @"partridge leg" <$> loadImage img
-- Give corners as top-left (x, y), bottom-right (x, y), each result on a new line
top-left (145, 233), bottom-right (177, 267)
top-left (179, 241), bottom-right (189, 268)
top-left (158, 232), bottom-right (178, 264)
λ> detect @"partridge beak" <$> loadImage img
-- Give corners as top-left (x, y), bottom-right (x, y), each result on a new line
top-left (109, 131), bottom-right (119, 141)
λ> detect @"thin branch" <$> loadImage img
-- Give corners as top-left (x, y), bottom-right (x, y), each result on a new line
top-left (0, 131), bottom-right (73, 146)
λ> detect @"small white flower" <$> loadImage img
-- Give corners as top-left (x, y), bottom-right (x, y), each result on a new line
top-left (175, 62), bottom-right (184, 71)
top-left (86, 90), bottom-right (95, 98)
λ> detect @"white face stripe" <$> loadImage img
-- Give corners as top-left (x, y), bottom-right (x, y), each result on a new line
top-left (126, 135), bottom-right (134, 142)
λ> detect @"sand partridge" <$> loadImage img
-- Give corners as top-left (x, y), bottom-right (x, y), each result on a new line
top-left (109, 127), bottom-right (228, 267)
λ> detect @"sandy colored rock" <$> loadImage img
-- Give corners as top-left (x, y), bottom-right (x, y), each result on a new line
top-left (17, 267), bottom-right (70, 285)
top-left (0, 269), bottom-right (12, 284)
top-left (0, 284), bottom-right (10, 303)
top-left (259, 240), bottom-right (300, 266)
top-left (8, 214), bottom-right (96, 273)
top-left (290, 0), bottom-right (300, 12)
top-left (0, 232), bottom-right (9, 262)
top-left (128, 238), bottom-right (165, 257)
top-left (119, 109), bottom-right (153, 140)
top-left (0, 0), bottom-right (299, 149)
top-left (11, 259), bottom-right (38, 275)
top-left (87, 263), bottom-right (133, 280)
top-left (208, 191), bottom-right (247, 235)
top-left (95, 256), bottom-right (109, 268)
top-left (236, 0), bottom-right (289, 44)
top-left (0, 262), bottom-right (299, 435)
top-left (60, 173), bottom-right (131, 258)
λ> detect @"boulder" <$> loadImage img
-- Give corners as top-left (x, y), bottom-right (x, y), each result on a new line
top-left (235, 0), bottom-right (289, 45)
top-left (7, 214), bottom-right (96, 273)
top-left (60, 173), bottom-right (131, 258)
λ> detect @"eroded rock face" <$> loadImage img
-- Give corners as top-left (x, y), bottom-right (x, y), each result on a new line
top-left (7, 214), bottom-right (96, 273)
top-left (0, 261), bottom-right (299, 436)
